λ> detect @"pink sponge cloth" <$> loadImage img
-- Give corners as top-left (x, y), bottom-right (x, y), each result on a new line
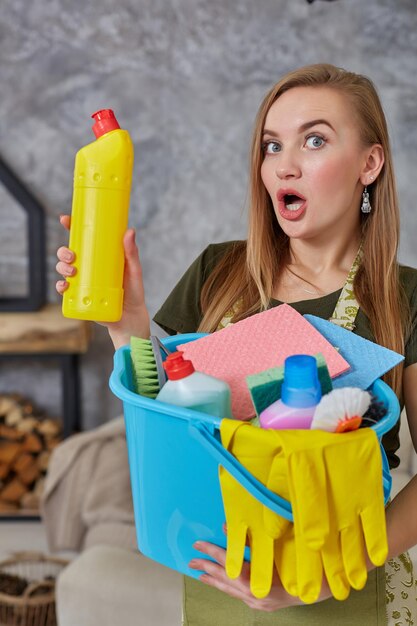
top-left (178, 304), bottom-right (350, 420)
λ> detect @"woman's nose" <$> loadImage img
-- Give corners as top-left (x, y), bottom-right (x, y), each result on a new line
top-left (275, 152), bottom-right (301, 180)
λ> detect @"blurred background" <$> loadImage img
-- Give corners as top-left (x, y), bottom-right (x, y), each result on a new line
top-left (0, 0), bottom-right (416, 429)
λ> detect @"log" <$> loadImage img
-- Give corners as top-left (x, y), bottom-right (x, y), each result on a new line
top-left (0, 397), bottom-right (18, 416)
top-left (22, 402), bottom-right (34, 415)
top-left (46, 437), bottom-right (61, 451)
top-left (0, 424), bottom-right (24, 441)
top-left (16, 417), bottom-right (39, 434)
top-left (1, 477), bottom-right (27, 503)
top-left (12, 453), bottom-right (34, 474)
top-left (0, 441), bottom-right (21, 464)
top-left (18, 461), bottom-right (40, 486)
top-left (4, 407), bottom-right (24, 427)
top-left (22, 433), bottom-right (42, 454)
top-left (0, 462), bottom-right (9, 480)
top-left (37, 419), bottom-right (61, 438)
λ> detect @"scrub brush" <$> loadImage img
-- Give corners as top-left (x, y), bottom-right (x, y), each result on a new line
top-left (130, 336), bottom-right (170, 398)
top-left (311, 387), bottom-right (372, 433)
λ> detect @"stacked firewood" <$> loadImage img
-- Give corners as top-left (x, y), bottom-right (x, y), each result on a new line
top-left (0, 394), bottom-right (62, 514)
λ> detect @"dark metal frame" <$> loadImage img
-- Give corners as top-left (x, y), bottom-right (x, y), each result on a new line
top-left (0, 155), bottom-right (46, 311)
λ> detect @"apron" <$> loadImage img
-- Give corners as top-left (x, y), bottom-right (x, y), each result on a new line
top-left (182, 247), bottom-right (417, 625)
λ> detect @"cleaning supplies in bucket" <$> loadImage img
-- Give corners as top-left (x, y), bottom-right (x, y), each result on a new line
top-left (259, 355), bottom-right (322, 430)
top-left (109, 333), bottom-right (400, 591)
top-left (156, 351), bottom-right (233, 418)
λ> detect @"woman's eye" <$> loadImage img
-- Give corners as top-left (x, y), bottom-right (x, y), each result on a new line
top-left (305, 135), bottom-right (326, 149)
top-left (263, 141), bottom-right (281, 154)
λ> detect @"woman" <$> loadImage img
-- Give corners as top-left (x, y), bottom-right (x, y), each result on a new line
top-left (57, 64), bottom-right (417, 624)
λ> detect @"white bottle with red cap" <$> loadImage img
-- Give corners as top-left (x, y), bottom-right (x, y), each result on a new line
top-left (156, 351), bottom-right (233, 419)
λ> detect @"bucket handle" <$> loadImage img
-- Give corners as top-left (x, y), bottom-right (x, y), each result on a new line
top-left (189, 421), bottom-right (294, 521)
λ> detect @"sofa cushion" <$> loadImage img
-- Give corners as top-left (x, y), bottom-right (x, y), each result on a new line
top-left (56, 545), bottom-right (182, 626)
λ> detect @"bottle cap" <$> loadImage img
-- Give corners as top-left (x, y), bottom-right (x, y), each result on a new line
top-left (163, 351), bottom-right (195, 380)
top-left (91, 109), bottom-right (120, 138)
top-left (281, 354), bottom-right (322, 408)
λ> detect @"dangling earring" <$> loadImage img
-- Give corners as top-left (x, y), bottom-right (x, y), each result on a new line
top-left (361, 186), bottom-right (371, 214)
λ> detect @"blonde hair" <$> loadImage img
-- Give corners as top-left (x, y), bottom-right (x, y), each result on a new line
top-left (199, 63), bottom-right (409, 396)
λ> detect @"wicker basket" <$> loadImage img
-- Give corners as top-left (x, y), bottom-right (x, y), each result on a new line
top-left (0, 552), bottom-right (68, 626)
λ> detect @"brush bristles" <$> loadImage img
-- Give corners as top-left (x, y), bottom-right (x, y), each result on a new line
top-left (130, 336), bottom-right (161, 399)
top-left (311, 388), bottom-right (372, 433)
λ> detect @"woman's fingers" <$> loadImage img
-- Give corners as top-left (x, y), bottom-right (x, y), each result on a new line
top-left (189, 542), bottom-right (252, 603)
top-left (56, 280), bottom-right (69, 294)
top-left (123, 229), bottom-right (143, 281)
top-left (56, 217), bottom-right (72, 296)
top-left (122, 229), bottom-right (146, 307)
top-left (188, 541), bottom-right (304, 612)
top-left (57, 246), bottom-right (74, 263)
top-left (56, 260), bottom-right (76, 277)
top-left (192, 541), bottom-right (227, 567)
top-left (198, 570), bottom-right (250, 603)
top-left (56, 246), bottom-right (75, 295)
top-left (59, 214), bottom-right (71, 230)
top-left (123, 227), bottom-right (137, 256)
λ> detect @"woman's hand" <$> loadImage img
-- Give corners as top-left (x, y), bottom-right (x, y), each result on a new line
top-left (188, 541), bottom-right (308, 612)
top-left (55, 215), bottom-right (77, 296)
top-left (56, 215), bottom-right (150, 349)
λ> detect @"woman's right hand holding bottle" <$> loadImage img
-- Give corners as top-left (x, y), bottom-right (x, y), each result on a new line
top-left (56, 215), bottom-right (150, 349)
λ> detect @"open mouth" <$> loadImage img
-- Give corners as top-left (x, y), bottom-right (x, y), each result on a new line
top-left (284, 193), bottom-right (305, 211)
top-left (277, 189), bottom-right (307, 220)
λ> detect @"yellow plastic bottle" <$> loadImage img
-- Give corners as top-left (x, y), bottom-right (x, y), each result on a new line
top-left (62, 109), bottom-right (134, 322)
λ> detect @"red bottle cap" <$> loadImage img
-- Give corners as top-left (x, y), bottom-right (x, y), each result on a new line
top-left (163, 351), bottom-right (195, 380)
top-left (91, 109), bottom-right (120, 139)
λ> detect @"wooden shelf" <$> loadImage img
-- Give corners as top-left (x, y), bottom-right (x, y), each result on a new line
top-left (0, 304), bottom-right (93, 440)
top-left (0, 304), bottom-right (91, 354)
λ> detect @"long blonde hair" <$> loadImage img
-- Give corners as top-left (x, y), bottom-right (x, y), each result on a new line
top-left (199, 63), bottom-right (409, 396)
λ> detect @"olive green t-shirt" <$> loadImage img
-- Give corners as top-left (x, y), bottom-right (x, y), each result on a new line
top-left (154, 240), bottom-right (417, 469)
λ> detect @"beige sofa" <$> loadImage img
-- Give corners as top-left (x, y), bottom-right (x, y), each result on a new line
top-left (55, 415), bottom-right (416, 626)
top-left (56, 545), bottom-right (182, 626)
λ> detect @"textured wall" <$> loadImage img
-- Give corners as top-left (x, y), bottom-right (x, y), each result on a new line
top-left (0, 0), bottom-right (416, 428)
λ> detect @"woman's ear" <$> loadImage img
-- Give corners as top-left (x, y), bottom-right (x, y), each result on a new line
top-left (360, 144), bottom-right (384, 185)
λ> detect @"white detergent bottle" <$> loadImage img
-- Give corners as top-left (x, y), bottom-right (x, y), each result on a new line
top-left (156, 351), bottom-right (233, 419)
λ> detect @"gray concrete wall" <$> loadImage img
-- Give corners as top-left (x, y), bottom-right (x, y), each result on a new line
top-left (0, 0), bottom-right (416, 428)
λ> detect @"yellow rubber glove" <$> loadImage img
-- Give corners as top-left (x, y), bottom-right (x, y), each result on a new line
top-left (262, 450), bottom-right (326, 602)
top-left (223, 429), bottom-right (342, 604)
top-left (220, 422), bottom-right (387, 603)
top-left (264, 453), bottom-right (317, 602)
top-left (271, 428), bottom-right (387, 603)
top-left (219, 419), bottom-right (287, 599)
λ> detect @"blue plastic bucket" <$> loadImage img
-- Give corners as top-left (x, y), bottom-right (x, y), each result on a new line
top-left (109, 332), bottom-right (400, 579)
